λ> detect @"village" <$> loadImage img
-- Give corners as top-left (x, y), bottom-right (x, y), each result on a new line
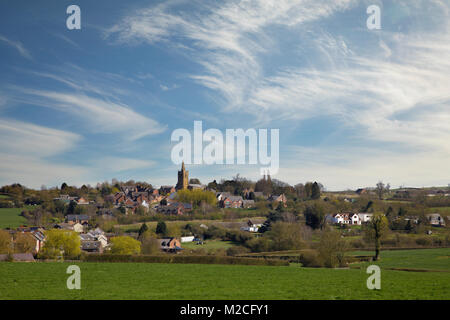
top-left (0, 162), bottom-right (448, 263)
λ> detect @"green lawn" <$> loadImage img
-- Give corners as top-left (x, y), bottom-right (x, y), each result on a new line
top-left (0, 262), bottom-right (449, 300)
top-left (351, 248), bottom-right (450, 271)
top-left (0, 207), bottom-right (27, 229)
top-left (427, 207), bottom-right (450, 216)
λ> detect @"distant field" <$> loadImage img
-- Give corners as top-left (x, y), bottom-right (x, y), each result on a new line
top-left (182, 240), bottom-right (235, 251)
top-left (351, 248), bottom-right (450, 271)
top-left (427, 207), bottom-right (450, 216)
top-left (117, 217), bottom-right (265, 233)
top-left (0, 262), bottom-right (449, 300)
top-left (0, 207), bottom-right (27, 229)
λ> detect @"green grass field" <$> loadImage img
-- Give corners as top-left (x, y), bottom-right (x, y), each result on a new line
top-left (0, 261), bottom-right (448, 300)
top-left (0, 207), bottom-right (27, 228)
top-left (427, 207), bottom-right (450, 216)
top-left (182, 240), bottom-right (235, 251)
top-left (351, 248), bottom-right (450, 271)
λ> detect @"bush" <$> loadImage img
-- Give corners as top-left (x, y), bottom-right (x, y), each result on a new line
top-left (38, 229), bottom-right (81, 260)
top-left (298, 250), bottom-right (324, 268)
top-left (348, 239), bottom-right (366, 249)
top-left (226, 246), bottom-right (250, 256)
top-left (109, 236), bottom-right (141, 255)
top-left (245, 237), bottom-right (272, 252)
top-left (415, 237), bottom-right (432, 246)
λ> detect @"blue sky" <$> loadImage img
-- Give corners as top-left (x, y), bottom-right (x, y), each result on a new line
top-left (0, 0), bottom-right (449, 190)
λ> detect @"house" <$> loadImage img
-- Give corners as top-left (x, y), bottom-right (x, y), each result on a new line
top-left (160, 186), bottom-right (176, 195)
top-left (121, 185), bottom-right (137, 195)
top-left (356, 188), bottom-right (367, 195)
top-left (269, 194), bottom-right (287, 204)
top-left (114, 192), bottom-right (126, 204)
top-left (31, 230), bottom-right (45, 253)
top-left (240, 219), bottom-right (263, 232)
top-left (426, 213), bottom-right (446, 227)
top-left (158, 238), bottom-right (183, 252)
top-left (221, 196), bottom-right (243, 208)
top-left (80, 228), bottom-right (108, 252)
top-left (357, 213), bottom-right (373, 223)
top-left (75, 197), bottom-right (89, 205)
top-left (53, 194), bottom-right (77, 204)
top-left (181, 236), bottom-right (195, 243)
top-left (242, 199), bottom-right (255, 208)
top-left (66, 214), bottom-right (90, 225)
top-left (150, 189), bottom-right (159, 195)
top-left (328, 212), bottom-right (361, 225)
top-left (81, 240), bottom-right (103, 253)
top-left (216, 192), bottom-right (232, 202)
top-left (55, 222), bottom-right (84, 233)
top-left (157, 202), bottom-right (192, 215)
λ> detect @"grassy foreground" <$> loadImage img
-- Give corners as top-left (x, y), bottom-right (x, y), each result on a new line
top-left (0, 262), bottom-right (449, 300)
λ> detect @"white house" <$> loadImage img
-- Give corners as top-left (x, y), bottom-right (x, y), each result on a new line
top-left (329, 213), bottom-right (361, 225)
top-left (240, 220), bottom-right (263, 232)
top-left (357, 213), bottom-right (373, 223)
top-left (426, 213), bottom-right (446, 227)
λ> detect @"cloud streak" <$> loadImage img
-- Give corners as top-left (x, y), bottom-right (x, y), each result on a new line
top-left (0, 34), bottom-right (32, 60)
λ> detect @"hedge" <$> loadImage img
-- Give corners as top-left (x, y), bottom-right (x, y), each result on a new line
top-left (82, 254), bottom-right (288, 266)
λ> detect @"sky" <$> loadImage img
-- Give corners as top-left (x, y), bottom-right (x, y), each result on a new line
top-left (0, 0), bottom-right (449, 191)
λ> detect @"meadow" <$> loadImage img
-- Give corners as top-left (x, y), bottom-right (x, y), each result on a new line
top-left (1, 249), bottom-right (449, 300)
top-left (0, 207), bottom-right (27, 229)
top-left (351, 248), bottom-right (450, 271)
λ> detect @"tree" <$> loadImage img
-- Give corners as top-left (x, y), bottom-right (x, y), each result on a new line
top-left (109, 236), bottom-right (141, 255)
top-left (266, 222), bottom-right (306, 251)
top-left (318, 228), bottom-right (348, 267)
top-left (156, 221), bottom-right (168, 237)
top-left (141, 237), bottom-right (160, 255)
top-left (138, 223), bottom-right (149, 237)
top-left (375, 181), bottom-right (390, 200)
top-left (304, 203), bottom-right (326, 230)
top-left (67, 201), bottom-right (77, 215)
top-left (364, 213), bottom-right (389, 261)
top-left (0, 230), bottom-right (12, 254)
top-left (14, 233), bottom-right (36, 253)
top-left (39, 229), bottom-right (81, 260)
top-left (189, 178), bottom-right (201, 185)
top-left (311, 182), bottom-right (321, 200)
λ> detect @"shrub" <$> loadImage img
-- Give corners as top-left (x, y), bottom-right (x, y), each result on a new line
top-left (415, 237), bottom-right (432, 246)
top-left (38, 229), bottom-right (81, 260)
top-left (298, 250), bottom-right (324, 268)
top-left (226, 246), bottom-right (250, 256)
top-left (109, 236), bottom-right (141, 255)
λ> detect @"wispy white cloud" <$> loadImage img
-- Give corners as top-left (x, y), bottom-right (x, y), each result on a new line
top-left (106, 0), bottom-right (356, 110)
top-left (0, 34), bottom-right (32, 60)
top-left (0, 119), bottom-right (88, 188)
top-left (91, 157), bottom-right (155, 172)
top-left (18, 89), bottom-right (166, 140)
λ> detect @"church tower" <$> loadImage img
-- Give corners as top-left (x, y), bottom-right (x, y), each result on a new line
top-left (176, 161), bottom-right (189, 190)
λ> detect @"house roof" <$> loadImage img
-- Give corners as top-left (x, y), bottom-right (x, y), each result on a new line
top-left (66, 214), bottom-right (89, 221)
top-left (226, 196), bottom-right (243, 202)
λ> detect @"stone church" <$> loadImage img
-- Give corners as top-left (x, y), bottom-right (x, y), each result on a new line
top-left (176, 162), bottom-right (189, 190)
